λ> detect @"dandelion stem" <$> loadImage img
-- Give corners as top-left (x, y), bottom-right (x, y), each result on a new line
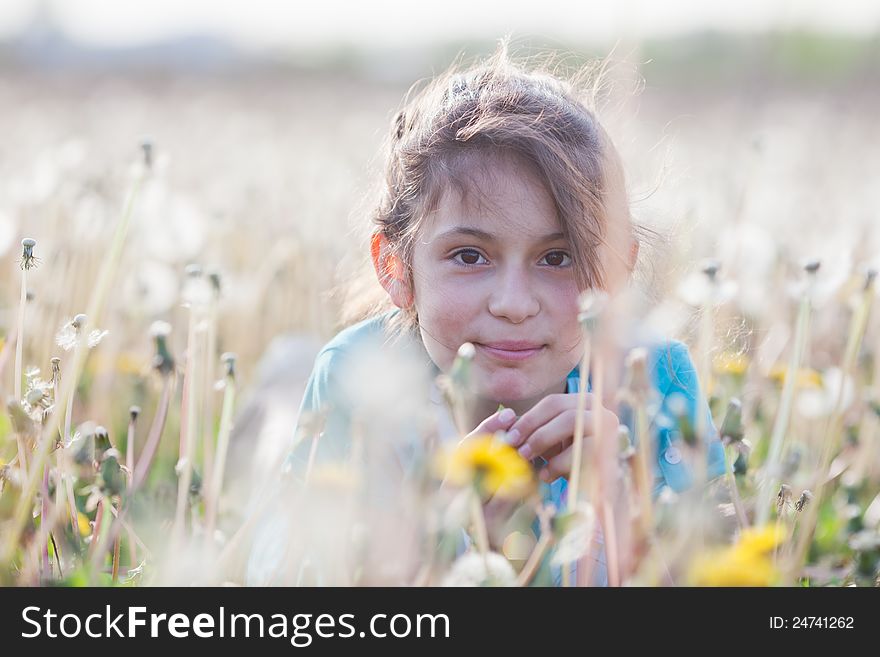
top-left (89, 498), bottom-right (105, 560)
top-left (757, 283), bottom-right (813, 527)
top-left (206, 354), bottom-right (236, 541)
top-left (173, 301), bottom-right (201, 542)
top-left (49, 532), bottom-right (62, 579)
top-left (627, 349), bottom-right (655, 549)
top-left (724, 450), bottom-right (748, 530)
top-left (15, 435), bottom-right (29, 482)
top-left (469, 490), bottom-right (490, 556)
top-left (40, 463), bottom-right (50, 581)
top-left (516, 532), bottom-right (553, 587)
top-left (563, 323), bottom-right (593, 587)
top-left (201, 292), bottom-right (219, 506)
top-left (566, 332), bottom-right (591, 522)
top-left (112, 529), bottom-right (121, 584)
top-left (132, 373), bottom-right (174, 491)
top-left (14, 263), bottom-right (27, 401)
top-left (125, 408), bottom-right (138, 488)
top-left (785, 271), bottom-right (875, 582)
top-left (602, 498), bottom-right (621, 587)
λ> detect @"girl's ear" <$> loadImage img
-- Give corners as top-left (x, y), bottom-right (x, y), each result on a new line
top-left (628, 237), bottom-right (640, 272)
top-left (370, 232), bottom-right (414, 308)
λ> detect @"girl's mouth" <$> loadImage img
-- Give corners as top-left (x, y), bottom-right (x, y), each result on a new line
top-left (475, 342), bottom-right (545, 362)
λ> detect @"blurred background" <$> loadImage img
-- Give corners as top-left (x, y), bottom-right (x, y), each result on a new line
top-left (2, 0), bottom-right (880, 541)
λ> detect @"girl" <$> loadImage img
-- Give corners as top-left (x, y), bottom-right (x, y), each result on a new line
top-left (248, 45), bottom-right (727, 586)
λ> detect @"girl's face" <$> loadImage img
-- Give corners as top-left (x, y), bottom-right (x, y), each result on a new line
top-left (410, 153), bottom-right (584, 410)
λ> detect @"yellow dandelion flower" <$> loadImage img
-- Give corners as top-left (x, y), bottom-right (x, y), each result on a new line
top-left (736, 525), bottom-right (786, 556)
top-left (689, 548), bottom-right (779, 587)
top-left (713, 351), bottom-right (750, 376)
top-left (77, 511), bottom-right (92, 537)
top-left (768, 363), bottom-right (822, 388)
top-left (688, 524), bottom-right (785, 586)
top-left (435, 434), bottom-right (534, 500)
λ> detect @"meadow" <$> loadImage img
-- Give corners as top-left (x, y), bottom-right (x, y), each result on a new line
top-left (1, 55), bottom-right (879, 586)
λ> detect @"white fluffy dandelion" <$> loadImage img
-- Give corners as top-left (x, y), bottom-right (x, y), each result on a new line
top-left (442, 551), bottom-right (516, 587)
top-left (55, 314), bottom-right (109, 351)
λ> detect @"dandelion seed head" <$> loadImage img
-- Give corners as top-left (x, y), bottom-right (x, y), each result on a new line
top-left (55, 323), bottom-right (77, 351)
top-left (20, 237), bottom-right (39, 270)
top-left (551, 502), bottom-right (596, 566)
top-left (221, 352), bottom-right (236, 378)
top-left (577, 289), bottom-right (608, 324)
top-left (776, 484), bottom-right (793, 514)
top-left (87, 329), bottom-right (109, 349)
top-left (795, 490), bottom-right (813, 512)
top-left (129, 405), bottom-right (141, 421)
top-left (72, 314), bottom-right (87, 329)
top-left (141, 138), bottom-right (154, 170)
top-left (182, 271), bottom-right (213, 307)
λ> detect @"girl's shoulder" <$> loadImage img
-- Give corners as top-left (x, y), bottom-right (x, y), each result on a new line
top-left (315, 309), bottom-right (402, 358)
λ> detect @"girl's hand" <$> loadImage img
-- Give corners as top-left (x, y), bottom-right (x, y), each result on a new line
top-left (507, 393), bottom-right (620, 483)
top-left (464, 406), bottom-right (519, 441)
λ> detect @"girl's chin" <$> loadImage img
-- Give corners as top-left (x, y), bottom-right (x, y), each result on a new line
top-left (474, 371), bottom-right (538, 404)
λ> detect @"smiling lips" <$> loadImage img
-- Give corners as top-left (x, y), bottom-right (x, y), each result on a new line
top-left (475, 341), bottom-right (545, 362)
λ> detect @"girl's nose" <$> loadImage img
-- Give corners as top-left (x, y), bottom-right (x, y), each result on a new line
top-left (487, 267), bottom-right (540, 323)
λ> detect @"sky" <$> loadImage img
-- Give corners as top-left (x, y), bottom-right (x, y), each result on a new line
top-left (1, 0), bottom-right (879, 51)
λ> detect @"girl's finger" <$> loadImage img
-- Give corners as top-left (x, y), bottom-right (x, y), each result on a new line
top-left (541, 436), bottom-right (573, 460)
top-left (467, 407), bottom-right (517, 440)
top-left (508, 393), bottom-right (594, 447)
top-left (518, 409), bottom-right (592, 461)
top-left (540, 447), bottom-right (573, 483)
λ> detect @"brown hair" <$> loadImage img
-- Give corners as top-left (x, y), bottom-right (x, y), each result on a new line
top-left (339, 43), bottom-right (654, 340)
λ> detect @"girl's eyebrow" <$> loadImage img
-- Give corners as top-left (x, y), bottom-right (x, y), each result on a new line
top-left (435, 226), bottom-right (566, 243)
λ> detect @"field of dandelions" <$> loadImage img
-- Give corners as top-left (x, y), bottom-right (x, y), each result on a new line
top-left (1, 67), bottom-right (879, 587)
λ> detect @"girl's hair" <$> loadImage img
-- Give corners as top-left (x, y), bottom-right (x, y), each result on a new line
top-left (338, 43), bottom-right (657, 339)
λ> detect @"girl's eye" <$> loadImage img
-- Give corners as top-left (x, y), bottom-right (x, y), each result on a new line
top-left (452, 249), bottom-right (488, 266)
top-left (541, 251), bottom-right (571, 267)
